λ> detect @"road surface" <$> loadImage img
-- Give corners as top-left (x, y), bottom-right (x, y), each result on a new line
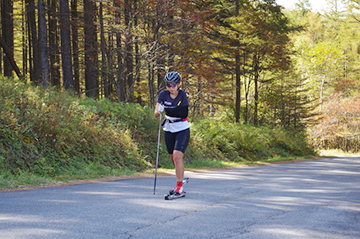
top-left (1, 157), bottom-right (359, 239)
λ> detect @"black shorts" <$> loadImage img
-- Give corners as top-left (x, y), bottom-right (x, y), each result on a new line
top-left (164, 128), bottom-right (190, 154)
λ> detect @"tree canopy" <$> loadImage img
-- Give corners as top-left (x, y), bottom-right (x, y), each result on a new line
top-left (1, 0), bottom-right (359, 151)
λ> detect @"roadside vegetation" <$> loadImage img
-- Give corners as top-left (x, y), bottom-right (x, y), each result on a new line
top-left (0, 77), bottom-right (317, 190)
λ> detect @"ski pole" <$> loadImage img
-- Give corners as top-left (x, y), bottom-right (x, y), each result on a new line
top-left (153, 113), bottom-right (162, 195)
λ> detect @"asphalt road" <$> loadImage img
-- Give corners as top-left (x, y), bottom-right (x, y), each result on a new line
top-left (0, 157), bottom-right (359, 239)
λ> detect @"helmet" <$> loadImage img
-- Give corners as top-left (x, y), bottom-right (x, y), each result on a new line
top-left (164, 71), bottom-right (181, 83)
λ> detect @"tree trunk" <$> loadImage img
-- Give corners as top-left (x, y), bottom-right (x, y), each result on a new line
top-left (116, 32), bottom-right (125, 102)
top-left (99, 2), bottom-right (108, 98)
top-left (234, 0), bottom-right (241, 123)
top-left (38, 0), bottom-right (49, 87)
top-left (26, 0), bottom-right (41, 84)
top-left (243, 51), bottom-right (249, 123)
top-left (84, 0), bottom-right (98, 99)
top-left (253, 53), bottom-right (259, 126)
top-left (60, 0), bottom-right (74, 89)
top-left (71, 0), bottom-right (80, 93)
top-left (134, 0), bottom-right (142, 104)
top-left (48, 0), bottom-right (60, 86)
top-left (245, 82), bottom-right (250, 123)
top-left (0, 36), bottom-right (22, 78)
top-left (22, 0), bottom-right (27, 76)
top-left (235, 52), bottom-right (241, 123)
top-left (148, 60), bottom-right (155, 107)
top-left (1, 0), bottom-right (14, 77)
top-left (124, 0), bottom-right (134, 103)
top-left (107, 33), bottom-right (114, 100)
top-left (157, 55), bottom-right (165, 89)
top-left (114, 0), bottom-right (125, 102)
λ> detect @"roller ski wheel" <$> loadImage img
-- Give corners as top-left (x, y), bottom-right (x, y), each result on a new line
top-left (164, 192), bottom-right (186, 200)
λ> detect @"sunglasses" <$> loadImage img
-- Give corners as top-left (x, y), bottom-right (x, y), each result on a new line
top-left (167, 83), bottom-right (177, 88)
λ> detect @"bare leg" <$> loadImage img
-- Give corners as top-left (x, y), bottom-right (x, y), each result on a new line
top-left (169, 150), bottom-right (184, 182)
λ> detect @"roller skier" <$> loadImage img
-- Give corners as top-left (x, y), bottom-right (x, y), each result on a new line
top-left (154, 71), bottom-right (190, 200)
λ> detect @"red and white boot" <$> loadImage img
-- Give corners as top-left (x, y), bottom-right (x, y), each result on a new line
top-left (173, 181), bottom-right (184, 195)
top-left (165, 178), bottom-right (189, 200)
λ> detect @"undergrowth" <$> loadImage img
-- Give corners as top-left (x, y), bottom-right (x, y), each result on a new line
top-left (0, 76), bottom-right (317, 190)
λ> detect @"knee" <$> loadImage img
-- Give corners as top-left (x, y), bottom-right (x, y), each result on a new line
top-left (172, 151), bottom-right (183, 164)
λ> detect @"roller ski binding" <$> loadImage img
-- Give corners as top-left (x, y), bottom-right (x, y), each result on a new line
top-left (164, 178), bottom-right (189, 200)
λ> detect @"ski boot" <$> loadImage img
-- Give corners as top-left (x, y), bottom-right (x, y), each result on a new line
top-left (164, 178), bottom-right (189, 200)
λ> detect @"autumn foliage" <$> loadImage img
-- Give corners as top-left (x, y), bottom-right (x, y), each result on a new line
top-left (311, 93), bottom-right (360, 152)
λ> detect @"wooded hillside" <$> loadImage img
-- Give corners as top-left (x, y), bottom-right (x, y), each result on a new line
top-left (1, 0), bottom-right (359, 152)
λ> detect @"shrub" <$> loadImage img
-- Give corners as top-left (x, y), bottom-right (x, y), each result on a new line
top-left (191, 117), bottom-right (315, 162)
top-left (0, 77), bottom-right (155, 176)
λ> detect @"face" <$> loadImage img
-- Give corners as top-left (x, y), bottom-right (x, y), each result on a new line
top-left (167, 83), bottom-right (179, 93)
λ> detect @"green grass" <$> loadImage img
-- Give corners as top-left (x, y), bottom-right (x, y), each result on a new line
top-left (0, 170), bottom-right (57, 190)
top-left (0, 76), bottom-right (317, 190)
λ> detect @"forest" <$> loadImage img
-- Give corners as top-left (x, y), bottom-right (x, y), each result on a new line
top-left (1, 0), bottom-right (359, 153)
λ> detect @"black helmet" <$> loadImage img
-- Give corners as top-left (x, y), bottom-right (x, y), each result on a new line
top-left (164, 71), bottom-right (181, 83)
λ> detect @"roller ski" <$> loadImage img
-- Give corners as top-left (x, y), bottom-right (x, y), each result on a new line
top-left (164, 178), bottom-right (189, 200)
